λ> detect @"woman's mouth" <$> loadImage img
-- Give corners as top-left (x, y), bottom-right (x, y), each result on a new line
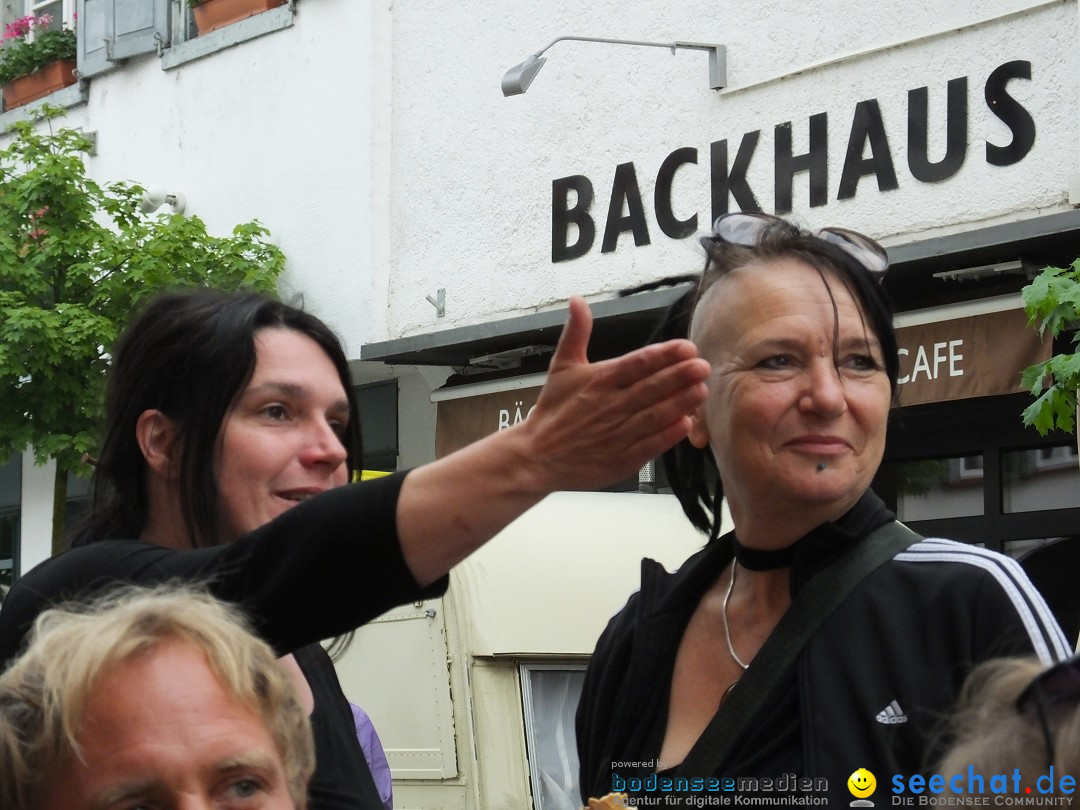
top-left (275, 489), bottom-right (323, 503)
top-left (789, 436), bottom-right (849, 456)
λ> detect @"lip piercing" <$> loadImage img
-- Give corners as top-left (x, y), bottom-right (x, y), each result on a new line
top-left (817, 462), bottom-right (827, 472)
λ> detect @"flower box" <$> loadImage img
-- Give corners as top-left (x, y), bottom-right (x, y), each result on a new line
top-left (192, 0), bottom-right (287, 34)
top-left (2, 58), bottom-right (76, 110)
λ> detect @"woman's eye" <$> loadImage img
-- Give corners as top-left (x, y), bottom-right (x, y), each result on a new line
top-left (846, 354), bottom-right (880, 372)
top-left (759, 354), bottom-right (792, 370)
top-left (262, 405), bottom-right (288, 421)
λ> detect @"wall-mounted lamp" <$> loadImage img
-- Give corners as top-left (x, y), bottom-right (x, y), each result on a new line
top-left (139, 186), bottom-right (186, 214)
top-left (468, 344), bottom-right (553, 371)
top-left (932, 259), bottom-right (1029, 282)
top-left (501, 36), bottom-right (727, 96)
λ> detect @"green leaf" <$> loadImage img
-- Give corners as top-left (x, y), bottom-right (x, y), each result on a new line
top-left (1022, 390), bottom-right (1059, 436)
top-left (1020, 361), bottom-right (1049, 396)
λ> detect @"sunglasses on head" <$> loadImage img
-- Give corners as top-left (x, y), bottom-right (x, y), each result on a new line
top-left (708, 212), bottom-right (890, 279)
top-left (1016, 656), bottom-right (1080, 769)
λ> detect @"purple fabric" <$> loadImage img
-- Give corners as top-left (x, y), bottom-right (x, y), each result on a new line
top-left (350, 703), bottom-right (394, 810)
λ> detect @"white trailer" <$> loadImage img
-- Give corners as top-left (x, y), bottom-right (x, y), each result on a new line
top-left (334, 490), bottom-right (724, 810)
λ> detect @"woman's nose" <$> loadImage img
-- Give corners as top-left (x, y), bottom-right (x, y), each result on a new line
top-left (299, 420), bottom-right (349, 470)
top-left (800, 359), bottom-right (847, 417)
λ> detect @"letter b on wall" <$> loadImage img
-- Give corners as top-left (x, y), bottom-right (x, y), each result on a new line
top-left (552, 175), bottom-right (595, 263)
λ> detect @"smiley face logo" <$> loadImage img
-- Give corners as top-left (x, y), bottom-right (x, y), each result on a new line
top-left (848, 768), bottom-right (876, 798)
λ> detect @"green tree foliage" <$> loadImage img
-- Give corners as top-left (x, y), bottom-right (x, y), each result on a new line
top-left (0, 107), bottom-right (284, 551)
top-left (1020, 259), bottom-right (1080, 435)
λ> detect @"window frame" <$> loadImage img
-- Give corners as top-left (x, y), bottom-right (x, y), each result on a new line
top-left (26, 0), bottom-right (74, 27)
top-left (877, 392), bottom-right (1080, 552)
top-left (161, 0), bottom-right (295, 70)
top-left (1034, 444), bottom-right (1080, 473)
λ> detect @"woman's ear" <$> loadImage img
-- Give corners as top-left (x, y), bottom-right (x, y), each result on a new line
top-left (135, 410), bottom-right (179, 479)
top-left (687, 404), bottom-right (711, 449)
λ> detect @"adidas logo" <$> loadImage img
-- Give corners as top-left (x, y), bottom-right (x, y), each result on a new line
top-left (876, 700), bottom-right (909, 725)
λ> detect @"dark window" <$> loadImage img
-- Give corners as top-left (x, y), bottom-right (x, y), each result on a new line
top-left (0, 455), bottom-right (21, 599)
top-left (876, 393), bottom-right (1080, 550)
top-left (876, 393), bottom-right (1080, 640)
top-left (356, 381), bottom-right (398, 473)
top-left (65, 466), bottom-right (93, 540)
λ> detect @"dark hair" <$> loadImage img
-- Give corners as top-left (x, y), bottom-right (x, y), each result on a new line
top-left (73, 288), bottom-right (363, 550)
top-left (652, 219), bottom-right (899, 540)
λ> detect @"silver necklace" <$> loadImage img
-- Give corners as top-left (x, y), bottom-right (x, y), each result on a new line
top-left (722, 563), bottom-right (750, 671)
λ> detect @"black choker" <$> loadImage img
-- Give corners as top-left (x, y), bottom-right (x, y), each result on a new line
top-left (733, 537), bottom-right (798, 570)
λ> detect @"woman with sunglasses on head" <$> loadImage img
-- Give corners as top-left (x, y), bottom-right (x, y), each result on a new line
top-left (576, 213), bottom-right (1070, 808)
top-left (938, 655), bottom-right (1080, 794)
top-left (0, 288), bottom-right (710, 810)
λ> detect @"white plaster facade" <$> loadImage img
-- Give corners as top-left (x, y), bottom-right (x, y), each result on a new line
top-left (383, 0), bottom-right (1078, 337)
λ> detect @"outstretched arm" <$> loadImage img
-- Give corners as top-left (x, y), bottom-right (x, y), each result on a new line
top-left (398, 296), bottom-right (710, 586)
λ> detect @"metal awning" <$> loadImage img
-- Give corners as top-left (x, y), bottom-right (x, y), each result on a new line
top-left (361, 208), bottom-right (1080, 369)
top-left (360, 284), bottom-right (690, 368)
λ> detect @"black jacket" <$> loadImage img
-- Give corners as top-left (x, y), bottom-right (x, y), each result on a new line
top-left (576, 498), bottom-right (1070, 808)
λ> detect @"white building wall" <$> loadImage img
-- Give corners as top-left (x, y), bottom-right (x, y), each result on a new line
top-left (396, 366), bottom-right (448, 468)
top-left (3, 0), bottom-right (388, 355)
top-left (19, 454), bottom-right (54, 572)
top-left (385, 0), bottom-right (1079, 336)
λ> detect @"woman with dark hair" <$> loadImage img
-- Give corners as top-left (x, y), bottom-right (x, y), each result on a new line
top-left (75, 290), bottom-right (366, 551)
top-left (0, 287), bottom-right (710, 810)
top-left (576, 213), bottom-right (1069, 808)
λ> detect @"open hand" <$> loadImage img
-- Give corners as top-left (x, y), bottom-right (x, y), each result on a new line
top-left (519, 296), bottom-right (709, 492)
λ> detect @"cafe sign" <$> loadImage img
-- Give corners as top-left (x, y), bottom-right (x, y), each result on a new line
top-left (895, 302), bottom-right (1049, 407)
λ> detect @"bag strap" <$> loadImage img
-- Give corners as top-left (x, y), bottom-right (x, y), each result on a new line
top-left (676, 521), bottom-right (921, 778)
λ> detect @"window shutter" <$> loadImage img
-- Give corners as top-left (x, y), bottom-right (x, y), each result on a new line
top-left (110, 0), bottom-right (169, 60)
top-left (76, 0), bottom-right (113, 77)
top-left (77, 0), bottom-right (169, 78)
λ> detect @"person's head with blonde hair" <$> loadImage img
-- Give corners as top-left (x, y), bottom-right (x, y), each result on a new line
top-left (938, 656), bottom-right (1080, 790)
top-left (0, 584), bottom-right (315, 810)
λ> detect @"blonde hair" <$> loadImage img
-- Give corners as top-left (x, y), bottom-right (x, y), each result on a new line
top-left (938, 657), bottom-right (1080, 788)
top-left (0, 584), bottom-right (315, 810)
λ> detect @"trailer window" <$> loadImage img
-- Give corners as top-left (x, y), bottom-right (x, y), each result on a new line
top-left (521, 664), bottom-right (586, 810)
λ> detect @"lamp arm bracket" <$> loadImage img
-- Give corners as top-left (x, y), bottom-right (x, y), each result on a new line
top-left (535, 35), bottom-right (686, 57)
top-left (530, 36), bottom-right (726, 89)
